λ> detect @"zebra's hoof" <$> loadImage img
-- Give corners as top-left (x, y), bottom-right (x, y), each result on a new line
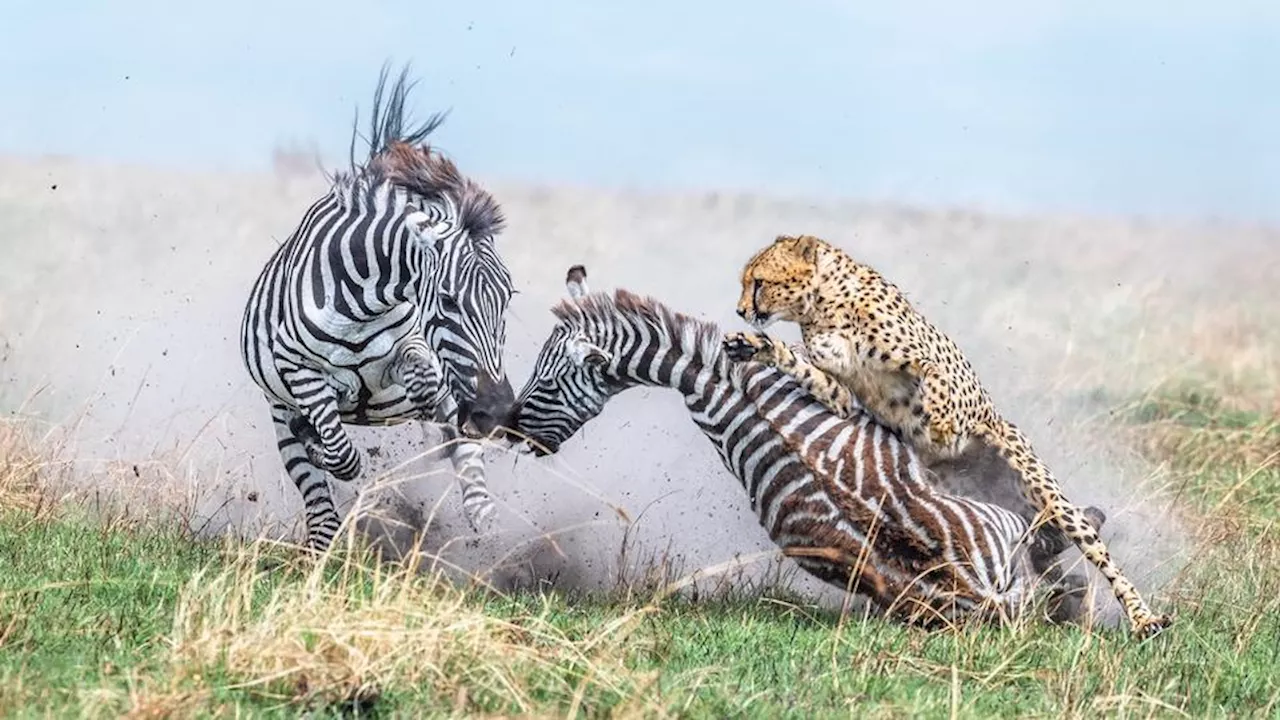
top-left (464, 503), bottom-right (496, 534)
top-left (1044, 571), bottom-right (1090, 624)
top-left (1084, 505), bottom-right (1107, 531)
top-left (327, 450), bottom-right (363, 482)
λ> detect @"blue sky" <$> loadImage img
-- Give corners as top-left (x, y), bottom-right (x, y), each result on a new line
top-left (2, 1), bottom-right (1277, 222)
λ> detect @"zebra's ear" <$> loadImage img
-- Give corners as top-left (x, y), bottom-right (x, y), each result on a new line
top-left (405, 210), bottom-right (433, 231)
top-left (565, 264), bottom-right (589, 300)
top-left (405, 205), bottom-right (460, 253)
top-left (567, 334), bottom-right (611, 368)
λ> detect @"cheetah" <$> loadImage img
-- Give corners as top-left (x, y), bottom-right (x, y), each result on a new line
top-left (720, 233), bottom-right (1173, 639)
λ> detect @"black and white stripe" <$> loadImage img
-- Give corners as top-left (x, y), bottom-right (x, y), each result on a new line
top-left (512, 270), bottom-right (1095, 627)
top-left (239, 65), bottom-right (514, 550)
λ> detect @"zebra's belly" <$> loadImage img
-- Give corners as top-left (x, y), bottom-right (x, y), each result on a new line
top-left (337, 388), bottom-right (421, 426)
top-left (251, 317), bottom-right (421, 402)
top-left (332, 362), bottom-right (431, 425)
top-left (321, 352), bottom-right (439, 426)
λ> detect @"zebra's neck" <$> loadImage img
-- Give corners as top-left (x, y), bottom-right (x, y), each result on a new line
top-left (597, 311), bottom-right (725, 398)
top-left (307, 179), bottom-right (430, 310)
top-left (596, 312), bottom-right (782, 493)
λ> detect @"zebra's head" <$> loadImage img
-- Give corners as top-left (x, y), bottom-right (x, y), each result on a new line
top-left (407, 201), bottom-right (517, 438)
top-left (352, 64), bottom-right (517, 439)
top-left (512, 265), bottom-right (626, 455)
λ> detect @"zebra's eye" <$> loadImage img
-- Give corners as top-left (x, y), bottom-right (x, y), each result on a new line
top-left (439, 295), bottom-right (460, 312)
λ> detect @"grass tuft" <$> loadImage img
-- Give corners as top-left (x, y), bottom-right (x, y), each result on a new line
top-left (162, 538), bottom-right (656, 715)
top-left (0, 418), bottom-right (45, 517)
top-left (1119, 381), bottom-right (1280, 529)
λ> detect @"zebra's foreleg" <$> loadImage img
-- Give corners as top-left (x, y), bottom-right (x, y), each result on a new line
top-left (439, 424), bottom-right (496, 533)
top-left (395, 337), bottom-right (448, 415)
top-left (395, 338), bottom-right (496, 533)
top-left (270, 400), bottom-right (343, 551)
top-left (279, 365), bottom-right (363, 481)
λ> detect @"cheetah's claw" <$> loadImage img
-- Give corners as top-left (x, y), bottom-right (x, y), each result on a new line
top-left (722, 332), bottom-right (777, 364)
top-left (1134, 612), bottom-right (1174, 640)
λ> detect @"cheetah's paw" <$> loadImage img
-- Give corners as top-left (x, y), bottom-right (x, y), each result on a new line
top-left (722, 331), bottom-right (777, 364)
top-left (1134, 611), bottom-right (1174, 640)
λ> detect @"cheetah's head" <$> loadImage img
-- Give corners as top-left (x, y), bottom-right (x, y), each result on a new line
top-left (735, 234), bottom-right (824, 329)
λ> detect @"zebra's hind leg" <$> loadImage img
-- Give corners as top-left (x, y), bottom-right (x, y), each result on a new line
top-left (270, 400), bottom-right (343, 551)
top-left (1028, 505), bottom-right (1107, 624)
top-left (1027, 505), bottom-right (1107, 576)
top-left (396, 338), bottom-right (496, 534)
top-left (279, 364), bottom-right (362, 481)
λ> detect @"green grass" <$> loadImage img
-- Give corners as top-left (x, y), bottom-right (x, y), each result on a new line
top-left (1120, 383), bottom-right (1280, 528)
top-left (3, 386), bottom-right (1280, 718)
top-left (0, 517), bottom-right (211, 714)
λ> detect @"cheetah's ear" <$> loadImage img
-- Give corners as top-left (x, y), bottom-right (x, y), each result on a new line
top-left (790, 234), bottom-right (822, 264)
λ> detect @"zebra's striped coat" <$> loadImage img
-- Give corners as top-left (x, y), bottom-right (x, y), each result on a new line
top-left (239, 66), bottom-right (515, 550)
top-left (513, 271), bottom-right (1093, 627)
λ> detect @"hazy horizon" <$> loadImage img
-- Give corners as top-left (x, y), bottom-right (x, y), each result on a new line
top-left (2, 1), bottom-right (1277, 224)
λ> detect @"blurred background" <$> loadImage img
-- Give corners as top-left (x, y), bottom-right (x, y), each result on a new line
top-left (2, 1), bottom-right (1276, 221)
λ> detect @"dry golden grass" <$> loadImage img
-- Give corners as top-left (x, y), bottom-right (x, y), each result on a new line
top-left (0, 407), bottom-right (230, 542)
top-left (1126, 397), bottom-right (1279, 477)
top-left (152, 536), bottom-right (663, 716)
top-left (1129, 301), bottom-right (1280, 411)
top-left (0, 418), bottom-right (46, 517)
top-left (1107, 297), bottom-right (1280, 554)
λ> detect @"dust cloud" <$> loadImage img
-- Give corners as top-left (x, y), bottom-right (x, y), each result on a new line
top-left (3, 152), bottom-right (1274, 624)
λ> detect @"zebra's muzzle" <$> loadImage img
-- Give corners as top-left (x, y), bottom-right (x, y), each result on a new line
top-left (457, 371), bottom-right (516, 439)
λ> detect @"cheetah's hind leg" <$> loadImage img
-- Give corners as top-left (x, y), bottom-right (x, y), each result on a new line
top-left (1027, 505), bottom-right (1107, 576)
top-left (1029, 506), bottom-right (1106, 625)
top-left (987, 419), bottom-right (1173, 638)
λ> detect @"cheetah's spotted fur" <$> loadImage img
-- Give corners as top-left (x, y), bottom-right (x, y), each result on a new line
top-left (721, 233), bottom-right (1173, 639)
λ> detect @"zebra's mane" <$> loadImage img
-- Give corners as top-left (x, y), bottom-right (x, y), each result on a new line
top-left (552, 288), bottom-right (866, 413)
top-left (329, 62), bottom-right (506, 240)
top-left (551, 289), bottom-right (728, 371)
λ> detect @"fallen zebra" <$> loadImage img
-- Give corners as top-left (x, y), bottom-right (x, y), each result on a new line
top-left (508, 265), bottom-right (1103, 628)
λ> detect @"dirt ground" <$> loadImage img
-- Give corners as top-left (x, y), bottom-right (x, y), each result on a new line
top-left (3, 152), bottom-right (1274, 624)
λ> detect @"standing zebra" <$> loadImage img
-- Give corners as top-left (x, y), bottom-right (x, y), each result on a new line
top-left (510, 267), bottom-right (1104, 627)
top-left (240, 65), bottom-right (516, 551)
